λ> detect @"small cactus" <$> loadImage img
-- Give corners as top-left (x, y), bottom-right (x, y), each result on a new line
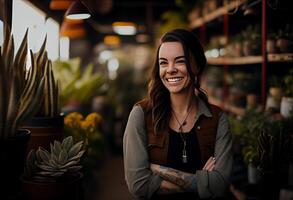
top-left (24, 136), bottom-right (85, 182)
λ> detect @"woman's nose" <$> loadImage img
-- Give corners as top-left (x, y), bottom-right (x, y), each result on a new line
top-left (166, 64), bottom-right (178, 73)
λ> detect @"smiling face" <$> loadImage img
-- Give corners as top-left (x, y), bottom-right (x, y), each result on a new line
top-left (159, 42), bottom-right (192, 94)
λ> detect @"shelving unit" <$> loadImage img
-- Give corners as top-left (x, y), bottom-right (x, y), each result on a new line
top-left (190, 0), bottom-right (292, 112)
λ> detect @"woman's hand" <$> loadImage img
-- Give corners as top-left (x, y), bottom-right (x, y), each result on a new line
top-left (150, 163), bottom-right (160, 173)
top-left (202, 156), bottom-right (216, 171)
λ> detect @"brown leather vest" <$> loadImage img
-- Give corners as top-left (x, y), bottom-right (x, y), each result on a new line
top-left (136, 99), bottom-right (221, 168)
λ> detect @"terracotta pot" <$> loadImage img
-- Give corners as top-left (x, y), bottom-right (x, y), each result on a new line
top-left (24, 114), bottom-right (64, 152)
top-left (269, 87), bottom-right (283, 101)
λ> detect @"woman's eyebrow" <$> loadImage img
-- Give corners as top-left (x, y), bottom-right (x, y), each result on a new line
top-left (174, 56), bottom-right (185, 60)
top-left (159, 57), bottom-right (168, 61)
top-left (159, 56), bottom-right (185, 61)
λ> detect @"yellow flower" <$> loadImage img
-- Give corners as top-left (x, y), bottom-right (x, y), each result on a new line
top-left (65, 112), bottom-right (84, 126)
top-left (64, 117), bottom-right (75, 127)
top-left (85, 112), bottom-right (103, 125)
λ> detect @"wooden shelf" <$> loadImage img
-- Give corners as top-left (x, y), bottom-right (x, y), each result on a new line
top-left (207, 53), bottom-right (293, 65)
top-left (190, 0), bottom-right (248, 29)
top-left (207, 56), bottom-right (262, 65)
top-left (268, 53), bottom-right (293, 62)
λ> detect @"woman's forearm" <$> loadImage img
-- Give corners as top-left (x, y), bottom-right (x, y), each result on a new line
top-left (152, 165), bottom-right (197, 193)
top-left (157, 180), bottom-right (184, 194)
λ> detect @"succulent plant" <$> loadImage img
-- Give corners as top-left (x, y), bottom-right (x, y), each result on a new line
top-left (34, 40), bottom-right (60, 117)
top-left (0, 26), bottom-right (45, 140)
top-left (24, 136), bottom-right (85, 182)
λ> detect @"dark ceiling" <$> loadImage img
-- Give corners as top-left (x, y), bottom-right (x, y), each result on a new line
top-left (28, 0), bottom-right (179, 44)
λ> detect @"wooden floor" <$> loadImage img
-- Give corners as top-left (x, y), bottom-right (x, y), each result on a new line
top-left (84, 152), bottom-right (136, 200)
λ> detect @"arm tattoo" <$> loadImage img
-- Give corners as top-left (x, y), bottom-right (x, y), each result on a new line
top-left (155, 166), bottom-right (197, 192)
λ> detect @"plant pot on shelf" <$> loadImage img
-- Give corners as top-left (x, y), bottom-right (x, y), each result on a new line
top-left (21, 172), bottom-right (83, 200)
top-left (23, 114), bottom-right (64, 152)
top-left (267, 39), bottom-right (277, 53)
top-left (0, 129), bottom-right (31, 199)
top-left (276, 38), bottom-right (293, 53)
top-left (281, 97), bottom-right (293, 118)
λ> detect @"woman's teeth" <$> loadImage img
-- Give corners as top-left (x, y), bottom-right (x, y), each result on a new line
top-left (167, 77), bottom-right (183, 82)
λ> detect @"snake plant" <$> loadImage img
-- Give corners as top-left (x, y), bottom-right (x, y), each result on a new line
top-left (34, 39), bottom-right (60, 117)
top-left (0, 26), bottom-right (45, 140)
top-left (24, 136), bottom-right (85, 182)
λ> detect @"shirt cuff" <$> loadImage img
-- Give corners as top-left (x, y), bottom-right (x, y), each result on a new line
top-left (147, 174), bottom-right (163, 199)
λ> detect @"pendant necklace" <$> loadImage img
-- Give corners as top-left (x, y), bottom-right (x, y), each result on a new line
top-left (172, 104), bottom-right (193, 164)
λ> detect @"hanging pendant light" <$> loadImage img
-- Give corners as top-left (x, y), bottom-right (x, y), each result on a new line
top-left (65, 0), bottom-right (91, 20)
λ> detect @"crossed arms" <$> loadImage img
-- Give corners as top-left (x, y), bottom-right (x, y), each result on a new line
top-left (150, 156), bottom-right (216, 194)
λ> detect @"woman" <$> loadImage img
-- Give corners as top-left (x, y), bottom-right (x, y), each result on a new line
top-left (123, 29), bottom-right (232, 200)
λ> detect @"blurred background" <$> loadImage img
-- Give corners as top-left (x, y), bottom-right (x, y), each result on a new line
top-left (0, 0), bottom-right (293, 200)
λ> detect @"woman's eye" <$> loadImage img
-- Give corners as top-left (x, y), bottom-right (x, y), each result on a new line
top-left (176, 60), bottom-right (185, 63)
top-left (159, 61), bottom-right (167, 66)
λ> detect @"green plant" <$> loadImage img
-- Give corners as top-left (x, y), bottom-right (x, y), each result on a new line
top-left (229, 108), bottom-right (271, 165)
top-left (23, 136), bottom-right (85, 182)
top-left (34, 39), bottom-right (60, 117)
top-left (284, 68), bottom-right (293, 97)
top-left (0, 26), bottom-right (45, 139)
top-left (52, 58), bottom-right (104, 106)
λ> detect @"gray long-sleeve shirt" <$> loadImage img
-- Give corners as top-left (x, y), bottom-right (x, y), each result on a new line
top-left (123, 99), bottom-right (233, 199)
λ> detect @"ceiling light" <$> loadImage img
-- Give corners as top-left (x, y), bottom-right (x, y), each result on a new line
top-left (104, 35), bottom-right (121, 46)
top-left (60, 19), bottom-right (86, 39)
top-left (50, 0), bottom-right (73, 10)
top-left (112, 22), bottom-right (137, 35)
top-left (65, 0), bottom-right (91, 20)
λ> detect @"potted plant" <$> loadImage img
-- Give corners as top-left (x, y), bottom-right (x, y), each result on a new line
top-left (0, 26), bottom-right (45, 198)
top-left (276, 25), bottom-right (293, 53)
top-left (229, 108), bottom-right (271, 184)
top-left (281, 69), bottom-right (293, 118)
top-left (23, 39), bottom-right (63, 152)
top-left (21, 136), bottom-right (85, 200)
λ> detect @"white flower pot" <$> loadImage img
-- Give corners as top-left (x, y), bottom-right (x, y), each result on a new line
top-left (248, 163), bottom-right (261, 184)
top-left (266, 96), bottom-right (280, 111)
top-left (280, 97), bottom-right (293, 118)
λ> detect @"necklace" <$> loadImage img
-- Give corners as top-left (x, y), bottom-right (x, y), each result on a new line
top-left (171, 104), bottom-right (193, 164)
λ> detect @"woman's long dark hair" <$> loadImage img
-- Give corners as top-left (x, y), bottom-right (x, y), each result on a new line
top-left (148, 29), bottom-right (208, 134)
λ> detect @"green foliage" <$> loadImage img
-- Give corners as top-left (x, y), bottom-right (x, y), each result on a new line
top-left (0, 26), bottom-right (45, 139)
top-left (52, 58), bottom-right (104, 106)
top-left (24, 136), bottom-right (85, 182)
top-left (229, 108), bottom-right (271, 165)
